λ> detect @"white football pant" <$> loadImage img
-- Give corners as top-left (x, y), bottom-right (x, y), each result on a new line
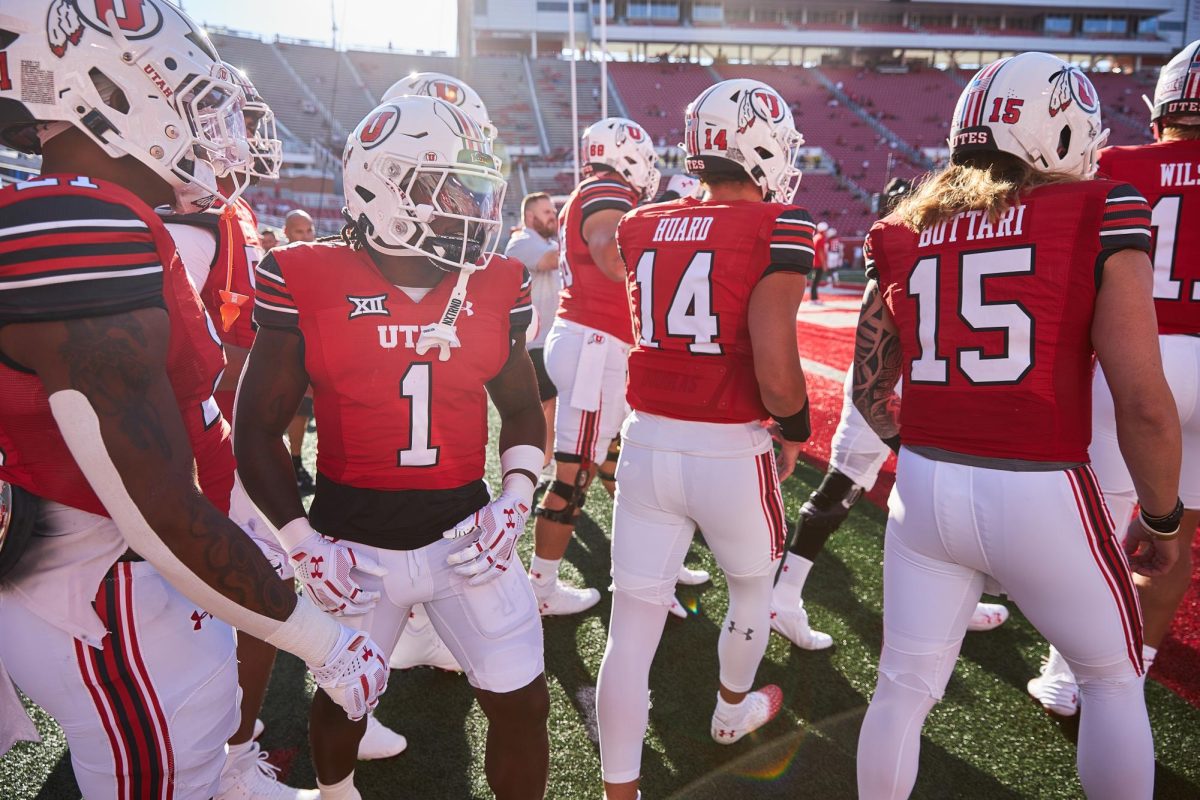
top-left (857, 450), bottom-right (1152, 800)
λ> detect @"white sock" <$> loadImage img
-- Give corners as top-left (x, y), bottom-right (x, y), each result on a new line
top-left (529, 555), bottom-right (561, 586)
top-left (1142, 644), bottom-right (1158, 672)
top-left (318, 772), bottom-right (361, 800)
top-left (221, 739), bottom-right (256, 776)
top-left (714, 692), bottom-right (746, 721)
top-left (772, 553), bottom-right (814, 609)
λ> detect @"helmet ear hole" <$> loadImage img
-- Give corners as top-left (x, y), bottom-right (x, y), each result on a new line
top-left (88, 68), bottom-right (129, 113)
top-left (754, 146), bottom-right (774, 160)
top-left (1056, 125), bottom-right (1071, 159)
top-left (355, 185), bottom-right (376, 204)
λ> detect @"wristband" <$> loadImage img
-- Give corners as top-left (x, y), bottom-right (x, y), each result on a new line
top-left (275, 516), bottom-right (318, 552)
top-left (1138, 498), bottom-right (1184, 540)
top-left (882, 435), bottom-right (901, 455)
top-left (777, 401), bottom-right (811, 443)
top-left (500, 444), bottom-right (544, 505)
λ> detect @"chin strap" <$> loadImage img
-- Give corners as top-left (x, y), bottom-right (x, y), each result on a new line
top-left (415, 268), bottom-right (473, 362)
top-left (217, 203), bottom-right (249, 332)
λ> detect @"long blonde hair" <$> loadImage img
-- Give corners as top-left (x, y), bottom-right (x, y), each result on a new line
top-left (895, 152), bottom-right (1076, 232)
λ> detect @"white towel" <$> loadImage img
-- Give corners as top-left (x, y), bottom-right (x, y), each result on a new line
top-left (569, 330), bottom-right (609, 412)
top-left (0, 658), bottom-right (40, 756)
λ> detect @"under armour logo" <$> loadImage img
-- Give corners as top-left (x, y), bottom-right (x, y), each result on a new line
top-left (309, 555), bottom-right (324, 579)
top-left (503, 508), bottom-right (517, 529)
top-left (191, 610), bottom-right (212, 631)
top-left (716, 729), bottom-right (736, 738)
top-left (362, 647), bottom-right (375, 662)
top-left (727, 620), bottom-right (754, 641)
top-left (347, 294), bottom-right (390, 319)
top-left (463, 301), bottom-right (474, 316)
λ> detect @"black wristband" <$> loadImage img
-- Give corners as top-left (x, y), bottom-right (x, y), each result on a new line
top-left (778, 400), bottom-right (811, 443)
top-left (1139, 498), bottom-right (1184, 534)
top-left (882, 435), bottom-right (901, 455)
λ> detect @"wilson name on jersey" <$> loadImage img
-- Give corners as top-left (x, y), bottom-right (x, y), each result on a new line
top-left (618, 197), bottom-right (814, 423)
top-left (253, 243), bottom-right (532, 491)
top-left (0, 176), bottom-right (234, 515)
top-left (557, 174), bottom-right (642, 342)
top-left (1099, 140), bottom-right (1200, 335)
top-left (866, 179), bottom-right (1151, 464)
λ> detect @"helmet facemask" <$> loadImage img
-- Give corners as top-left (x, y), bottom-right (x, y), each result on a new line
top-left (363, 153), bottom-right (506, 272)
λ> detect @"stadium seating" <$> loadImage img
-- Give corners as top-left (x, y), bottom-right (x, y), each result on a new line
top-left (607, 62), bottom-right (717, 145)
top-left (273, 40), bottom-right (376, 145)
top-left (534, 59), bottom-right (603, 157)
top-left (819, 67), bottom-right (961, 152)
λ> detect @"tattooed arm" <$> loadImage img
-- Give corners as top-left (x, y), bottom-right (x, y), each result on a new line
top-left (0, 307), bottom-right (296, 621)
top-left (234, 326), bottom-right (310, 530)
top-left (851, 281), bottom-right (903, 444)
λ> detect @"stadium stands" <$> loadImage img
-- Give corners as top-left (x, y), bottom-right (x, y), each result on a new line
top-left (534, 59), bottom-right (603, 157)
top-left (607, 62), bottom-right (717, 146)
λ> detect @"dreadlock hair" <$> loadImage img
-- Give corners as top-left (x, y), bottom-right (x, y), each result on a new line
top-left (339, 208), bottom-right (367, 250)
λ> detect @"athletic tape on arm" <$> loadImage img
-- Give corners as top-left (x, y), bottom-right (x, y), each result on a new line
top-left (48, 389), bottom-right (340, 665)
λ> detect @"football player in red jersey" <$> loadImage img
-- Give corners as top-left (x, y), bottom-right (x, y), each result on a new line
top-left (530, 117), bottom-right (660, 616)
top-left (235, 96), bottom-right (549, 800)
top-left (852, 53), bottom-right (1181, 800)
top-left (1029, 41), bottom-right (1200, 718)
top-left (0, 4), bottom-right (387, 799)
top-left (595, 79), bottom-right (812, 798)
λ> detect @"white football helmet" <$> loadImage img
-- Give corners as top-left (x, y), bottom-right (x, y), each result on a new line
top-left (581, 117), bottom-right (660, 201)
top-left (950, 52), bottom-right (1108, 179)
top-left (683, 79), bottom-right (804, 202)
top-left (1146, 40), bottom-right (1200, 137)
top-left (382, 72), bottom-right (496, 141)
top-left (226, 63), bottom-right (282, 181)
top-left (0, 0), bottom-right (251, 212)
top-left (343, 96), bottom-right (506, 272)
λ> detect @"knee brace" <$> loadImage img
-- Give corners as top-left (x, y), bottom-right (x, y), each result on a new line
top-left (787, 468), bottom-right (864, 561)
top-left (534, 454), bottom-right (591, 525)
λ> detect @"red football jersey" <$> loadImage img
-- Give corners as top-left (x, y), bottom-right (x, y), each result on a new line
top-left (1098, 140), bottom-right (1200, 335)
top-left (0, 175), bottom-right (234, 515)
top-left (172, 198), bottom-right (263, 420)
top-left (556, 174), bottom-right (642, 342)
top-left (254, 244), bottom-right (532, 490)
top-left (618, 197), bottom-right (815, 423)
top-left (867, 179), bottom-right (1152, 464)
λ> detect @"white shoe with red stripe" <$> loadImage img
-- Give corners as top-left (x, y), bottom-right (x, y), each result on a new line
top-left (668, 594), bottom-right (688, 619)
top-left (216, 741), bottom-right (318, 800)
top-left (1027, 647), bottom-right (1079, 717)
top-left (967, 602), bottom-right (1010, 632)
top-left (390, 606), bottom-right (463, 672)
top-left (676, 565), bottom-right (711, 585)
top-left (711, 685), bottom-right (784, 745)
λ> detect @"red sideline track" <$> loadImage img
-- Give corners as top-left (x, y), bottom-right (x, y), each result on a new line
top-left (794, 290), bottom-right (1200, 708)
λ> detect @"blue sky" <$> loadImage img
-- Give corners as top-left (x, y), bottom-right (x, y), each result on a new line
top-left (179, 0), bottom-right (457, 53)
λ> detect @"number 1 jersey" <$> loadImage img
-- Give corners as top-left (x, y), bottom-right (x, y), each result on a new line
top-left (253, 242), bottom-right (532, 491)
top-left (866, 179), bottom-right (1152, 464)
top-left (1099, 139), bottom-right (1200, 335)
top-left (617, 197), bottom-right (815, 424)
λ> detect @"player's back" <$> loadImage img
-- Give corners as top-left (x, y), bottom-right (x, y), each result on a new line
top-left (0, 175), bottom-right (233, 514)
top-left (619, 196), bottom-right (814, 424)
top-left (557, 174), bottom-right (641, 342)
top-left (1099, 140), bottom-right (1200, 335)
top-left (868, 178), bottom-right (1151, 464)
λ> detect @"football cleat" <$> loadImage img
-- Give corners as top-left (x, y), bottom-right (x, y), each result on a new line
top-left (357, 714), bottom-right (409, 761)
top-left (1027, 647), bottom-right (1079, 717)
top-left (533, 578), bottom-right (601, 616)
top-left (711, 685), bottom-right (784, 745)
top-left (967, 602), bottom-right (1010, 632)
top-left (668, 595), bottom-right (688, 619)
top-left (676, 565), bottom-right (711, 586)
top-left (390, 606), bottom-right (463, 672)
top-left (216, 741), bottom-right (318, 800)
top-left (769, 602), bottom-right (833, 650)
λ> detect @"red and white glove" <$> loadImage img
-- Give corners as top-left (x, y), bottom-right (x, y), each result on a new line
top-left (443, 445), bottom-right (542, 586)
top-left (275, 518), bottom-right (386, 615)
top-left (308, 626), bottom-right (389, 721)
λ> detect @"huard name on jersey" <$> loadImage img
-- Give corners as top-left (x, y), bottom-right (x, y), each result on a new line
top-left (650, 215), bottom-right (714, 243)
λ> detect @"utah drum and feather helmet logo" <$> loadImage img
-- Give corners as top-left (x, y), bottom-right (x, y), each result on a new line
top-left (1049, 66), bottom-right (1099, 118)
top-left (49, 0), bottom-right (167, 57)
top-left (737, 87), bottom-right (785, 133)
top-left (423, 77), bottom-right (466, 107)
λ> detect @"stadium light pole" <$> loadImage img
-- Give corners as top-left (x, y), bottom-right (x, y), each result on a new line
top-left (569, 0), bottom-right (579, 184)
top-left (599, 0), bottom-right (607, 119)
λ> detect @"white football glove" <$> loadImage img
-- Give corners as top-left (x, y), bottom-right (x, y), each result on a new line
top-left (444, 491), bottom-right (531, 586)
top-left (276, 518), bottom-right (386, 616)
top-left (308, 626), bottom-right (389, 721)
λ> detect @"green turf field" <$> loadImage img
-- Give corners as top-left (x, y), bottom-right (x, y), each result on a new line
top-left (5, 417), bottom-right (1200, 799)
